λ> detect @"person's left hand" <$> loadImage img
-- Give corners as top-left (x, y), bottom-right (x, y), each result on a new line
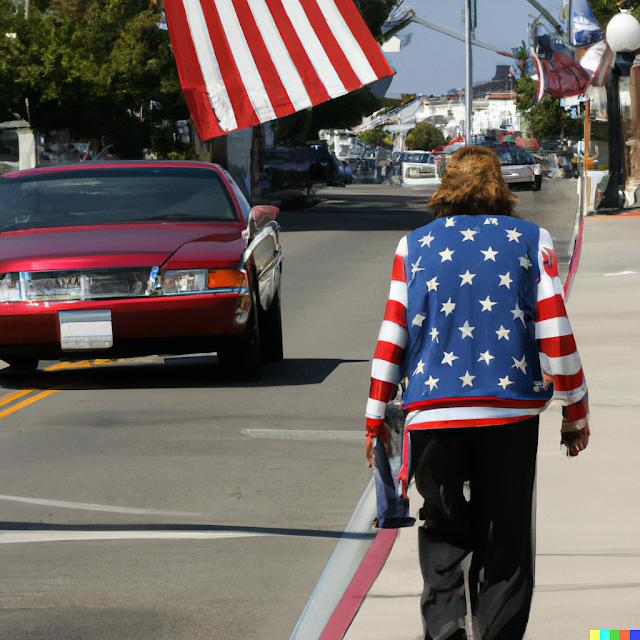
top-left (561, 423), bottom-right (590, 457)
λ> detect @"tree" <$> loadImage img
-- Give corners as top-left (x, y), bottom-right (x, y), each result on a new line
top-left (516, 75), bottom-right (582, 141)
top-left (1, 0), bottom-right (188, 156)
top-left (588, 0), bottom-right (640, 28)
top-left (357, 124), bottom-right (391, 146)
top-left (405, 121), bottom-right (446, 151)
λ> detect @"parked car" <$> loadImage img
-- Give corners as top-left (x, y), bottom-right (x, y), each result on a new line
top-left (493, 144), bottom-right (542, 191)
top-left (0, 161), bottom-right (283, 378)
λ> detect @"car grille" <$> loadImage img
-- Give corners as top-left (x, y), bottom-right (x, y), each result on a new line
top-left (0, 269), bottom-right (152, 302)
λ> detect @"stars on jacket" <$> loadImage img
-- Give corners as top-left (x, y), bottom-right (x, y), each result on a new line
top-left (366, 217), bottom-right (588, 439)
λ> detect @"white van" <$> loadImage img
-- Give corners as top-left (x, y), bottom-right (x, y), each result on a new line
top-left (394, 151), bottom-right (441, 186)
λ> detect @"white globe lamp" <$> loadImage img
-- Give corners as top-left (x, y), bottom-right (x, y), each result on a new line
top-left (606, 11), bottom-right (640, 53)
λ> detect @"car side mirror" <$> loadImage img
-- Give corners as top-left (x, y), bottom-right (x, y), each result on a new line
top-left (248, 205), bottom-right (279, 239)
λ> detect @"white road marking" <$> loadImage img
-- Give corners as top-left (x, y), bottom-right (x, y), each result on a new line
top-left (0, 494), bottom-right (204, 517)
top-left (604, 270), bottom-right (637, 276)
top-left (0, 530), bottom-right (266, 545)
top-left (242, 429), bottom-right (361, 441)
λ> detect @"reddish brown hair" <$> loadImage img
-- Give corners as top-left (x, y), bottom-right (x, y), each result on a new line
top-left (428, 145), bottom-right (518, 218)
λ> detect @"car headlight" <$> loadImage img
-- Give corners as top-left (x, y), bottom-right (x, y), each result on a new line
top-left (533, 164), bottom-right (542, 176)
top-left (0, 273), bottom-right (20, 302)
top-left (149, 268), bottom-right (248, 296)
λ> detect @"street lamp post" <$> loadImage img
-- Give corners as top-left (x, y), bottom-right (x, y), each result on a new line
top-left (464, 0), bottom-right (475, 145)
top-left (599, 9), bottom-right (640, 209)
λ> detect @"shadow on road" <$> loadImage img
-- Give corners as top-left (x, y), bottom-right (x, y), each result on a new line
top-left (0, 520), bottom-right (375, 540)
top-left (0, 357), bottom-right (366, 392)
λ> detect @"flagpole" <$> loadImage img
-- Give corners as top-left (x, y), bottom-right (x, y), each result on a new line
top-left (465, 0), bottom-right (473, 145)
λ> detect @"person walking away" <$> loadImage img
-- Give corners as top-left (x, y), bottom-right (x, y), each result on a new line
top-left (365, 146), bottom-right (589, 640)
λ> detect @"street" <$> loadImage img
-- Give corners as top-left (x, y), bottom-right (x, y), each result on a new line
top-left (0, 181), bottom-right (580, 639)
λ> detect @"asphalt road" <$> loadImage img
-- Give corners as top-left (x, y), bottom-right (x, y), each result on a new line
top-left (0, 179), bottom-right (579, 640)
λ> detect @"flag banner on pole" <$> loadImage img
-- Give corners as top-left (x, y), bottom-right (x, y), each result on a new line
top-left (529, 10), bottom-right (612, 101)
top-left (164, 0), bottom-right (396, 140)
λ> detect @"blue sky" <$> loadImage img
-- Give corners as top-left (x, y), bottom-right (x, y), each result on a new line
top-left (385, 0), bottom-right (556, 96)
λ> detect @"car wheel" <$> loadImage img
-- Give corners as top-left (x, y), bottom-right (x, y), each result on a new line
top-left (5, 357), bottom-right (39, 372)
top-left (259, 293), bottom-right (284, 364)
top-left (217, 288), bottom-right (262, 381)
top-left (531, 175), bottom-right (542, 191)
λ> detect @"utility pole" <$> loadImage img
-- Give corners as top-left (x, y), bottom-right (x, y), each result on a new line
top-left (465, 0), bottom-right (474, 145)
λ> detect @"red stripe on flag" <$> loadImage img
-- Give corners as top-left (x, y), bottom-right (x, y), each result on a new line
top-left (552, 370), bottom-right (585, 393)
top-left (333, 0), bottom-right (395, 79)
top-left (369, 379), bottom-right (396, 404)
top-left (404, 397), bottom-right (548, 413)
top-left (538, 334), bottom-right (577, 358)
top-left (374, 340), bottom-right (404, 366)
top-left (230, 0), bottom-right (293, 118)
top-left (164, 0), bottom-right (224, 140)
top-left (263, 0), bottom-right (331, 105)
top-left (407, 416), bottom-right (537, 430)
top-left (536, 294), bottom-right (567, 322)
top-left (383, 299), bottom-right (407, 327)
top-left (297, 0), bottom-right (361, 92)
top-left (391, 254), bottom-right (407, 282)
top-left (198, 0), bottom-right (258, 132)
top-left (566, 396), bottom-right (589, 422)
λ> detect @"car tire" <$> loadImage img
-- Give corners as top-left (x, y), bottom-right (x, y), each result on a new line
top-left (5, 357), bottom-right (39, 372)
top-left (259, 293), bottom-right (284, 364)
top-left (217, 286), bottom-right (262, 381)
top-left (531, 175), bottom-right (542, 191)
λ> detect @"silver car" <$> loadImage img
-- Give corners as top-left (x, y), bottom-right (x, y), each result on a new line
top-left (493, 144), bottom-right (542, 191)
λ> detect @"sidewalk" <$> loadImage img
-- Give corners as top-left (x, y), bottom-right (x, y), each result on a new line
top-left (344, 214), bottom-right (640, 640)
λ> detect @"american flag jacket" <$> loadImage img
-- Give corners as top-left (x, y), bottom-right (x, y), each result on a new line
top-left (366, 214), bottom-right (589, 496)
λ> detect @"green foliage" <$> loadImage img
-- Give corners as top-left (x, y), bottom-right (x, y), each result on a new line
top-left (516, 76), bottom-right (583, 141)
top-left (588, 0), bottom-right (640, 28)
top-left (405, 121), bottom-right (446, 151)
top-left (1, 0), bottom-right (188, 156)
top-left (515, 76), bottom-right (536, 114)
top-left (357, 124), bottom-right (391, 146)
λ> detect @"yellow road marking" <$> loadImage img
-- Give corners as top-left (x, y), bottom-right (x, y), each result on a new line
top-left (0, 389), bottom-right (60, 421)
top-left (0, 389), bottom-right (33, 409)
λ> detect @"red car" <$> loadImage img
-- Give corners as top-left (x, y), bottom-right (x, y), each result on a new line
top-left (0, 161), bottom-right (283, 378)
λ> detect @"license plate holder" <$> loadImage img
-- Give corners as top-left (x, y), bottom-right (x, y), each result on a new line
top-left (58, 310), bottom-right (113, 351)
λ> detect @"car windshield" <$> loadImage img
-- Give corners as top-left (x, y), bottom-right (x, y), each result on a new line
top-left (493, 146), bottom-right (535, 166)
top-left (0, 166), bottom-right (238, 232)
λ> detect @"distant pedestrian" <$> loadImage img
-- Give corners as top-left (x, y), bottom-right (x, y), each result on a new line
top-left (366, 146), bottom-right (589, 640)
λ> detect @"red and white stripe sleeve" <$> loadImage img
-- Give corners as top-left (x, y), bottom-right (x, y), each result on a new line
top-left (366, 237), bottom-right (409, 436)
top-left (535, 228), bottom-right (589, 425)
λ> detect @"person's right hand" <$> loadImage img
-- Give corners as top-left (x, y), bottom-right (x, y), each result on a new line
top-left (561, 423), bottom-right (590, 457)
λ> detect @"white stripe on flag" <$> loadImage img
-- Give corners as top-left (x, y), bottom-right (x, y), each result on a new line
top-left (547, 351), bottom-right (582, 377)
top-left (246, 0), bottom-right (312, 111)
top-left (281, 0), bottom-right (347, 98)
top-left (371, 358), bottom-right (401, 385)
top-left (214, 0), bottom-right (277, 123)
top-left (182, 0), bottom-right (237, 131)
top-left (535, 316), bottom-right (572, 340)
top-left (365, 398), bottom-right (387, 421)
top-left (316, 0), bottom-right (377, 85)
top-left (405, 405), bottom-right (545, 426)
top-left (389, 280), bottom-right (408, 307)
top-left (378, 320), bottom-right (408, 349)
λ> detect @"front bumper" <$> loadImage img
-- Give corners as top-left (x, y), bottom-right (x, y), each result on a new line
top-left (0, 292), bottom-right (245, 360)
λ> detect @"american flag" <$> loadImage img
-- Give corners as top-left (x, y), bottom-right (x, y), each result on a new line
top-left (164, 0), bottom-right (395, 140)
top-left (366, 215), bottom-right (589, 495)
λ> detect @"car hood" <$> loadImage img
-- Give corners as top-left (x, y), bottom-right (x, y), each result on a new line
top-left (0, 223), bottom-right (246, 272)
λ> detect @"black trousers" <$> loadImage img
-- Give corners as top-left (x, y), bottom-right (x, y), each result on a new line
top-left (410, 417), bottom-right (539, 640)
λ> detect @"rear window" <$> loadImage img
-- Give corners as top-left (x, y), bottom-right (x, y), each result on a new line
top-left (0, 166), bottom-right (238, 232)
top-left (493, 146), bottom-right (535, 166)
